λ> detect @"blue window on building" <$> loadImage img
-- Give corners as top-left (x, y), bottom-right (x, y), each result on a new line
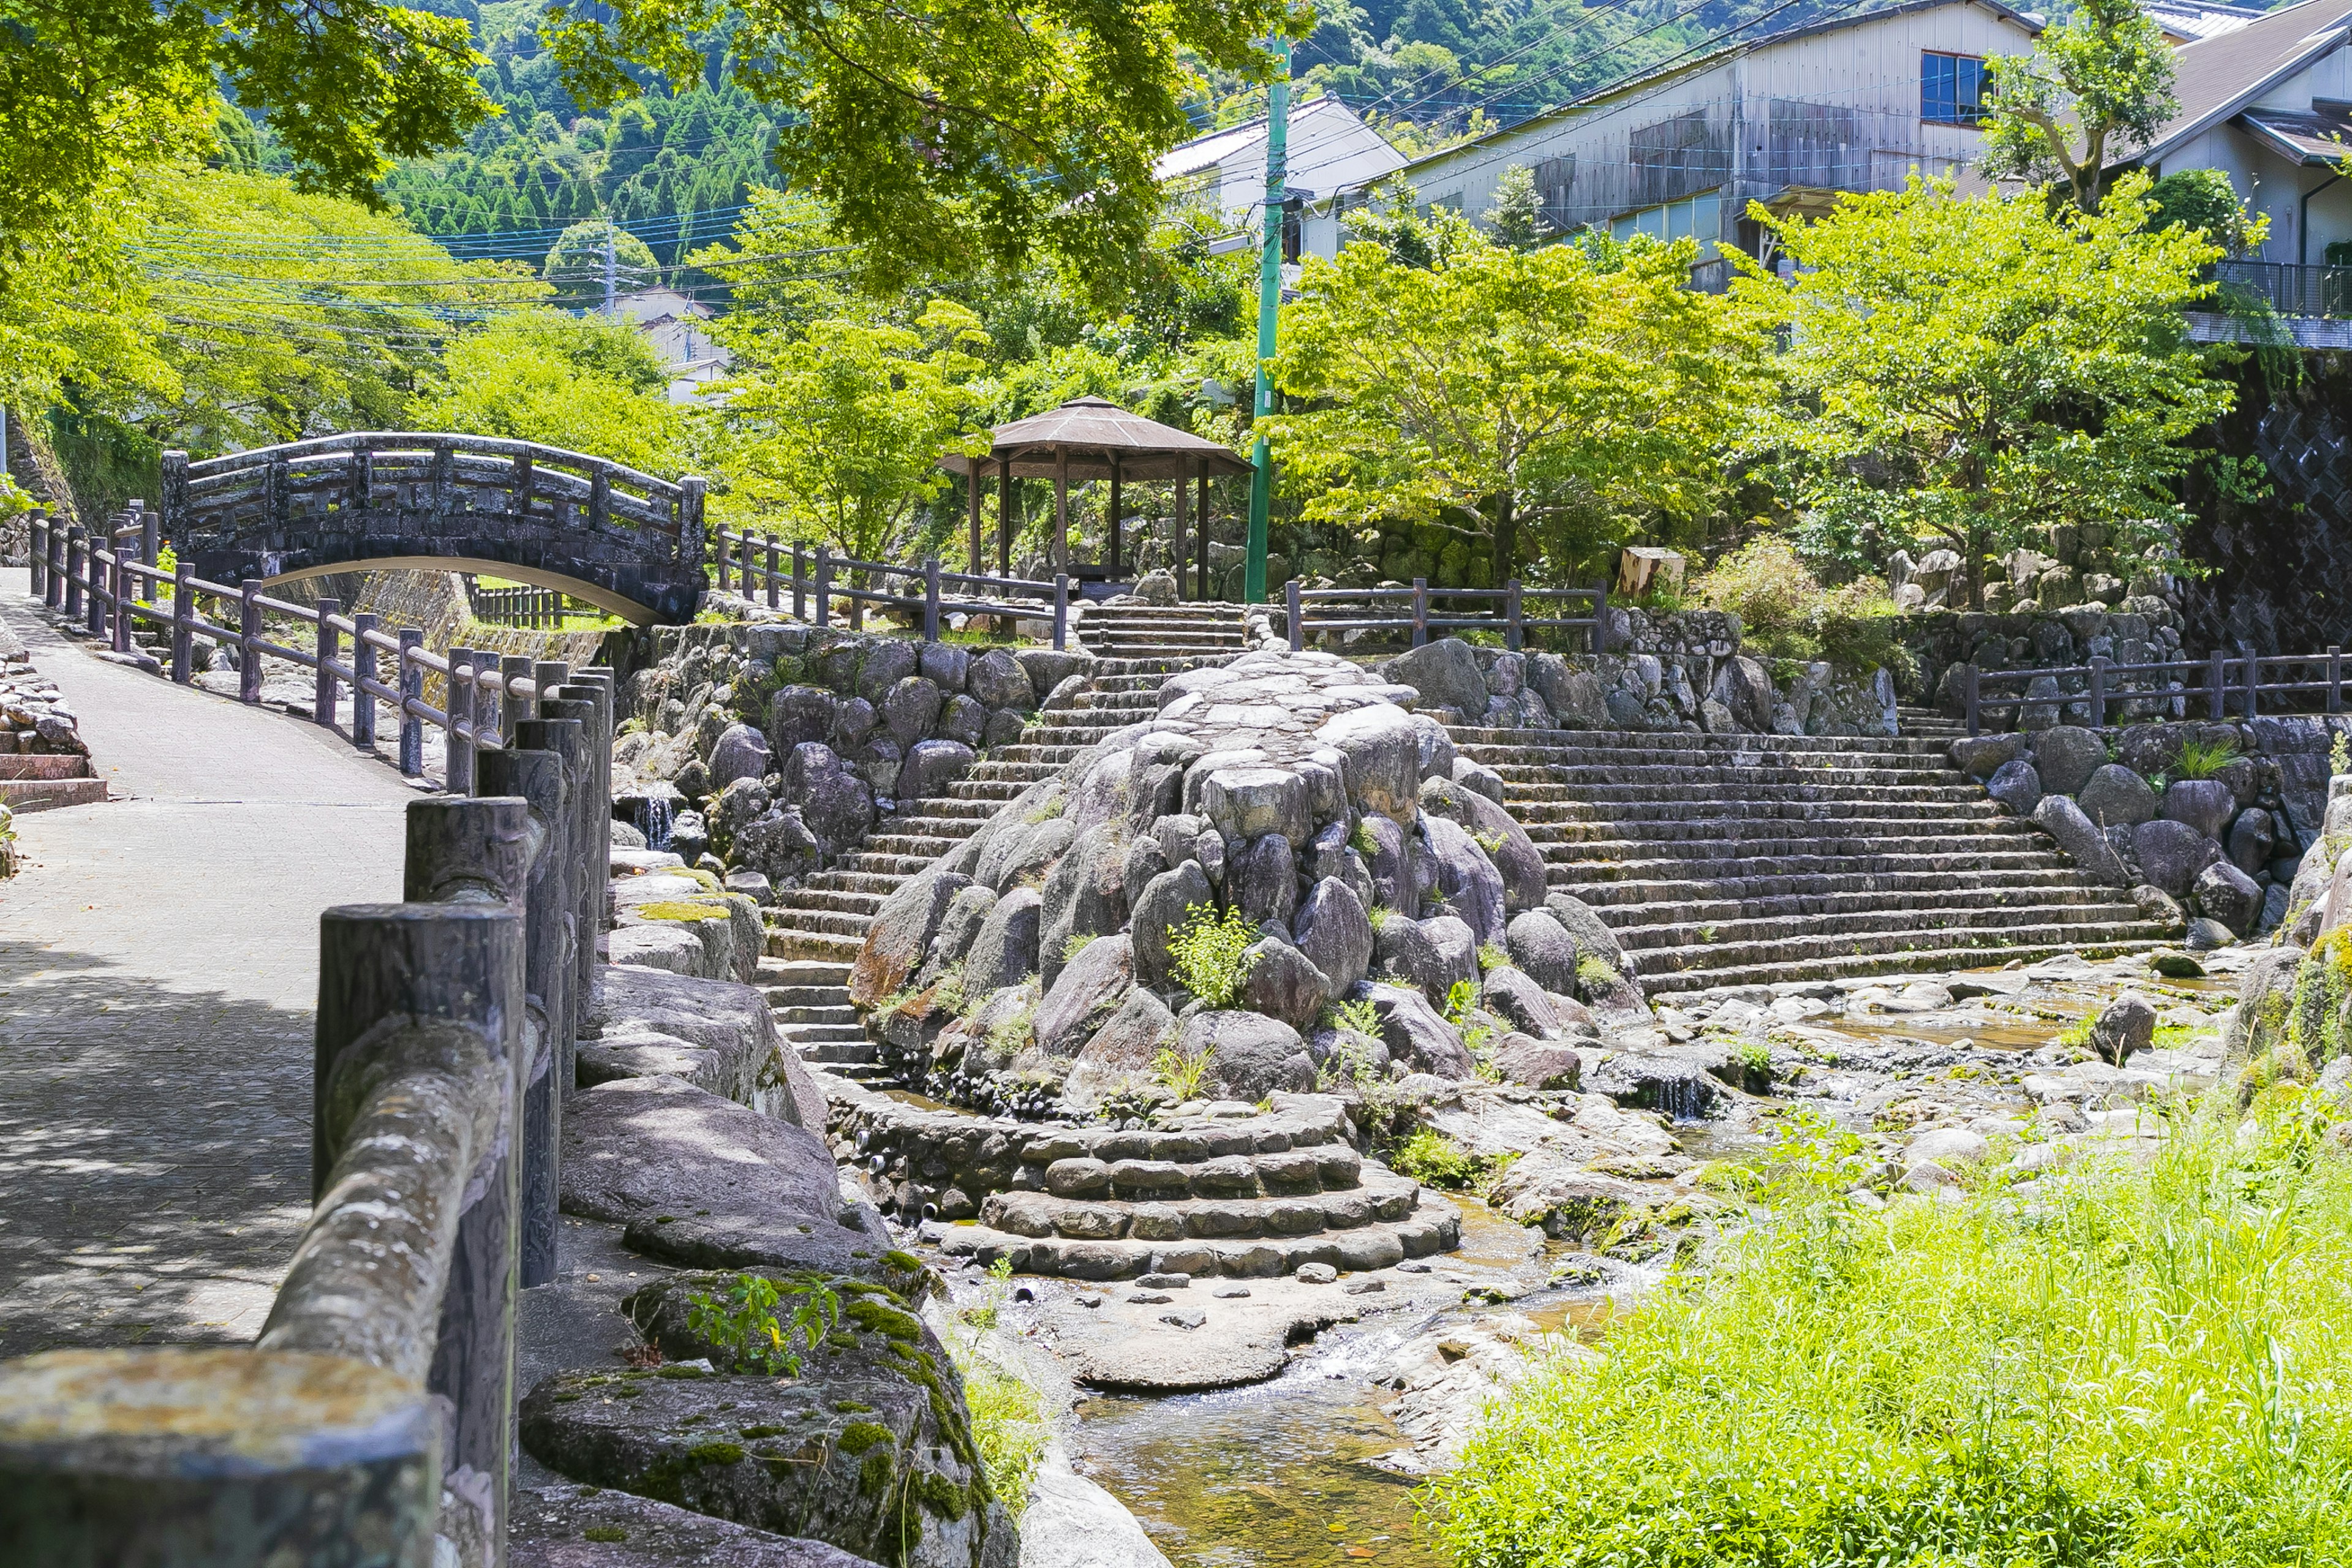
top-left (1922, 51), bottom-right (1987, 124)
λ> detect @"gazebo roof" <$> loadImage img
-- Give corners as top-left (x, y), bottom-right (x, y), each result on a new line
top-left (940, 396), bottom-right (1253, 483)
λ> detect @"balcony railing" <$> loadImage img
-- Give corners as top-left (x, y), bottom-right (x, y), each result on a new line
top-left (2210, 260), bottom-right (2352, 320)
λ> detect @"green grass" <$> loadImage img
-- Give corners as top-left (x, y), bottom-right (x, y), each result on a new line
top-left (1430, 1095), bottom-right (2352, 1568)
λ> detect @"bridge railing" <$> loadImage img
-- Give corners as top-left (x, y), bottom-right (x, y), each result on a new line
top-left (164, 432), bottom-right (707, 565)
top-left (30, 509), bottom-right (597, 791)
top-left (708, 524), bottom-right (1071, 649)
top-left (0, 605), bottom-right (614, 1567)
top-left (469, 580), bottom-right (569, 627)
top-left (1284, 578), bottom-right (1610, 654)
top-left (1964, 647), bottom-right (2352, 734)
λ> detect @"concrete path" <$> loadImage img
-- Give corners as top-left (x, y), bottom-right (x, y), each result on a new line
top-left (0, 570), bottom-right (415, 1355)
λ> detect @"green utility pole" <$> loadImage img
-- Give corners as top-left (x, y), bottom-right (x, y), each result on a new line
top-left (1245, 35), bottom-right (1291, 606)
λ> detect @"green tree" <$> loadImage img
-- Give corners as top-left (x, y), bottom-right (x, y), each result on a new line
top-left (538, 0), bottom-right (1290, 298)
top-left (1264, 232), bottom-right (1771, 584)
top-left (1981, 0), bottom-right (2176, 213)
top-left (412, 311), bottom-right (682, 473)
top-left (2146, 169), bottom-right (2255, 256)
top-left (543, 219), bottom-right (662, 309)
top-left (704, 301), bottom-right (987, 590)
top-left (1483, 165), bottom-right (1547, 251)
top-left (1738, 176), bottom-right (2235, 608)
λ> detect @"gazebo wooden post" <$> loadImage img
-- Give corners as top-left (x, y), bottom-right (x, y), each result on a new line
top-left (1054, 448), bottom-right (1071, 575)
top-left (998, 462), bottom-right (1014, 579)
top-left (1108, 453), bottom-right (1123, 581)
top-left (1171, 466), bottom-right (1189, 603)
top-left (965, 465), bottom-right (982, 576)
top-left (1196, 471), bottom-right (1212, 601)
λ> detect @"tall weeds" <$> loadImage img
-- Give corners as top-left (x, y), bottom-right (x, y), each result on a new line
top-left (1432, 1094), bottom-right (2352, 1567)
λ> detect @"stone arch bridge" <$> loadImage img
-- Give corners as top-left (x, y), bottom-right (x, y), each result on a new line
top-left (163, 432), bottom-right (707, 624)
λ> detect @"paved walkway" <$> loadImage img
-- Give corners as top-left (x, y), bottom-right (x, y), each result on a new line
top-left (0, 570), bottom-right (414, 1355)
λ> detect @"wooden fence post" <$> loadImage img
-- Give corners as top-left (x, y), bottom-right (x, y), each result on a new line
top-left (398, 630), bottom-right (424, 775)
top-left (814, 546), bottom-right (832, 628)
top-left (1506, 579), bottom-right (1523, 652)
top-left (86, 535), bottom-right (107, 638)
top-left (475, 744), bottom-right (568, 1289)
top-left (924, 559), bottom-right (941, 644)
top-left (765, 533), bottom-right (781, 609)
top-left (1287, 578), bottom-right (1303, 652)
top-left (62, 525), bottom-right (83, 621)
top-left (1411, 578), bottom-right (1428, 649)
top-left (792, 542), bottom-right (806, 620)
top-left (2245, 654), bottom-right (2261, 720)
top-left (312, 891), bottom-right (522, 1564)
top-left (314, 598), bottom-right (341, 728)
top-left (352, 612), bottom-right (379, 748)
top-left (111, 547), bottom-right (132, 654)
top-left (447, 646), bottom-right (478, 795)
top-left (170, 559), bottom-right (194, 685)
top-left (2088, 655), bottom-right (2108, 729)
top-left (241, 581), bottom-right (265, 704)
top-left (43, 512), bottom-right (64, 610)
top-left (28, 511), bottom-right (46, 599)
top-left (2330, 646), bottom-right (2342, 715)
top-left (2209, 649), bottom-right (2228, 722)
top-left (1054, 573), bottom-right (1069, 653)
top-left (138, 499), bottom-right (157, 581)
top-left (1591, 584), bottom-right (1611, 655)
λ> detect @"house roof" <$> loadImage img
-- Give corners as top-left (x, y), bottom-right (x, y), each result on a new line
top-left (938, 397), bottom-right (1253, 483)
top-left (2239, 102), bottom-right (2352, 164)
top-left (2139, 0), bottom-right (2265, 43)
top-left (2138, 0), bottom-right (2352, 165)
top-left (1404, 0), bottom-right (2041, 174)
top-left (1157, 96), bottom-right (1389, 184)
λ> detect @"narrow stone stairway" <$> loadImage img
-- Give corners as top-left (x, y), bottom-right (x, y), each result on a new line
top-left (760, 617), bottom-right (1243, 1080)
top-left (1075, 601), bottom-right (1253, 663)
top-left (1447, 725), bottom-right (2171, 995)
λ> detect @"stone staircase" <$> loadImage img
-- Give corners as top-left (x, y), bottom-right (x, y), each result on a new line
top-left (760, 622), bottom-right (1243, 1080)
top-left (1072, 601), bottom-right (1252, 664)
top-left (1447, 725), bottom-right (2171, 995)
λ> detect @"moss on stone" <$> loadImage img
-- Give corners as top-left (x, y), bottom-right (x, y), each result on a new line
top-left (843, 1297), bottom-right (922, 1342)
top-left (837, 1420), bottom-right (895, 1455)
top-left (685, 1440), bottom-right (746, 1465)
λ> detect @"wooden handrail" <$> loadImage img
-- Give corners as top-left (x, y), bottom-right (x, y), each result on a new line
top-left (1286, 575), bottom-right (1607, 655)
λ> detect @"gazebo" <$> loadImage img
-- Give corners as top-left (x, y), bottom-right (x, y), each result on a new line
top-left (940, 396), bottom-right (1251, 595)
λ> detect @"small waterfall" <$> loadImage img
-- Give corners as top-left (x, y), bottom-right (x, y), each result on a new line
top-left (641, 794), bottom-right (676, 851)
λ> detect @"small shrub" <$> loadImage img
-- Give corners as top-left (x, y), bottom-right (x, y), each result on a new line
top-left (1471, 827), bottom-right (1507, 856)
top-left (1349, 818), bottom-right (1380, 858)
top-left (684, 1273), bottom-right (840, 1376)
top-left (954, 1348), bottom-right (1048, 1518)
top-left (1736, 1039), bottom-right (1773, 1079)
top-left (1477, 941), bottom-right (1511, 974)
top-left (1060, 933), bottom-right (1096, 965)
top-left (2174, 736), bottom-right (2242, 779)
top-left (1329, 995), bottom-right (1382, 1036)
top-left (1389, 1127), bottom-right (1518, 1195)
top-left (1691, 535), bottom-right (1915, 680)
top-left (1152, 1044), bottom-right (1215, 1101)
top-left (1367, 903), bottom-right (1395, 933)
top-left (1575, 954), bottom-right (1623, 994)
top-left (2332, 730), bottom-right (2350, 778)
top-left (1167, 902), bottom-right (1259, 1006)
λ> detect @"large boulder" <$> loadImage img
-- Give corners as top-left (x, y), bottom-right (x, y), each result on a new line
top-left (929, 884), bottom-right (998, 976)
top-left (2161, 778), bottom-right (2234, 840)
top-left (850, 865), bottom-right (971, 1006)
top-left (1039, 824), bottom-right (1131, 992)
top-left (512, 1483), bottom-right (875, 1567)
top-left (1035, 933), bottom-right (1134, 1057)
top-left (2077, 764), bottom-right (2158, 828)
top-left (782, 742), bottom-right (874, 860)
top-left (708, 723), bottom-right (774, 791)
top-left (1195, 765), bottom-right (1310, 846)
top-left (1480, 965), bottom-right (1569, 1039)
top-left (1229, 831), bottom-right (1298, 929)
top-left (881, 675), bottom-right (944, 747)
top-left (767, 685), bottom-right (838, 752)
top-left (1313, 704), bottom-right (1423, 821)
top-left (2087, 993), bottom-right (2157, 1064)
top-left (1384, 638), bottom-right (1488, 718)
top-left (1504, 910), bottom-right (1579, 995)
top-left (2032, 794), bottom-right (2132, 888)
top-left (967, 649), bottom-right (1034, 710)
top-left (1489, 1035), bottom-right (1581, 1090)
top-left (853, 639), bottom-right (919, 703)
top-left (1528, 654), bottom-right (1608, 728)
top-left (1293, 877), bottom-right (1374, 998)
top-left (1985, 758), bottom-right (2042, 816)
top-left (1541, 892), bottom-right (1632, 982)
top-left (974, 808), bottom-right (1074, 894)
top-left (963, 886), bottom-right (1044, 992)
top-left (1180, 1009), bottom-right (1314, 1101)
top-left (731, 807), bottom-right (821, 891)
top-left (898, 737), bottom-right (975, 804)
top-left (1420, 814), bottom-right (1505, 943)
top-left (1949, 733), bottom-right (2025, 781)
top-left (1357, 812), bottom-right (1419, 920)
top-left (1376, 913), bottom-right (1476, 1002)
top-left (2193, 860), bottom-right (2264, 937)
top-left (1419, 777), bottom-right (1545, 913)
top-left (1360, 982), bottom-right (1476, 1079)
top-left (1237, 935), bottom-right (1331, 1033)
top-left (2226, 808), bottom-right (2277, 878)
top-left (1130, 860), bottom-right (1214, 989)
top-left (560, 1076), bottom-right (845, 1235)
top-left (1063, 989), bottom-right (1178, 1108)
top-left (1711, 655), bottom-right (1775, 733)
top-left (2029, 725), bottom-right (2107, 795)
top-left (2132, 816), bottom-right (2221, 899)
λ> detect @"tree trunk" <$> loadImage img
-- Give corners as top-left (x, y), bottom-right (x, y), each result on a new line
top-left (1493, 491), bottom-right (1517, 585)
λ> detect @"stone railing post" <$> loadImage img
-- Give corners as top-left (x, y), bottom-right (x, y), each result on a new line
top-left (477, 744), bottom-right (570, 1287)
top-left (514, 714), bottom-right (584, 1101)
top-left (62, 524), bottom-right (83, 621)
top-left (353, 612), bottom-right (380, 749)
top-left (159, 449), bottom-right (189, 548)
top-left (170, 559), bottom-right (194, 685)
top-left (28, 510), bottom-right (47, 599)
top-left (1411, 578), bottom-right (1428, 649)
top-left (677, 475), bottom-right (706, 567)
top-left (137, 497), bottom-right (157, 577)
top-left (924, 558), bottom-right (941, 644)
top-left (399, 629), bottom-right (424, 775)
top-left (542, 689), bottom-right (603, 1015)
top-left (43, 511), bottom-right (65, 610)
top-left (766, 533), bottom-right (781, 609)
top-left (500, 655), bottom-right (533, 745)
top-left (447, 646), bottom-right (478, 796)
top-left (241, 581), bottom-right (265, 705)
top-left (315, 598), bottom-right (342, 727)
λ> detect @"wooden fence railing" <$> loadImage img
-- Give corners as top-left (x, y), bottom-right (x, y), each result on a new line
top-left (469, 581), bottom-right (570, 627)
top-left (1964, 647), bottom-right (2350, 734)
top-left (29, 509), bottom-right (592, 786)
top-left (709, 524), bottom-right (1071, 650)
top-left (0, 543), bottom-right (616, 1567)
top-left (1285, 578), bottom-right (1610, 653)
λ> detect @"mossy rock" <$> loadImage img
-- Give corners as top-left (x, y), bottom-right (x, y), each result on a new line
top-left (519, 1368), bottom-right (1014, 1568)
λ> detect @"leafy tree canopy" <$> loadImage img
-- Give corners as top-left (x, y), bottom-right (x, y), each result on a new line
top-left (1737, 175), bottom-right (2236, 606)
top-left (411, 310), bottom-right (683, 472)
top-left (1265, 228), bottom-right (1774, 583)
top-left (538, 0), bottom-right (1297, 299)
top-left (543, 219), bottom-right (662, 308)
top-left (1981, 0), bottom-right (2176, 212)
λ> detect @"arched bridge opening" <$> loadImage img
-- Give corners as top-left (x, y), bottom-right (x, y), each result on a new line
top-left (164, 433), bottom-right (708, 626)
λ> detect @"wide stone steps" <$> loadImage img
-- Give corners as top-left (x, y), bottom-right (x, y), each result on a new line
top-left (777, 888), bottom-right (886, 916)
top-left (982, 1166), bottom-right (1423, 1242)
top-left (1585, 880), bottom-right (2130, 929)
top-left (1537, 815), bottom-right (2045, 848)
top-left (1502, 783), bottom-right (1997, 812)
top-left (1624, 903), bottom-right (2151, 966)
top-left (1490, 761), bottom-right (1957, 790)
top-left (1645, 937), bottom-right (2171, 995)
top-left (1452, 726), bottom-right (1956, 758)
top-left (1548, 846), bottom-right (2081, 881)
